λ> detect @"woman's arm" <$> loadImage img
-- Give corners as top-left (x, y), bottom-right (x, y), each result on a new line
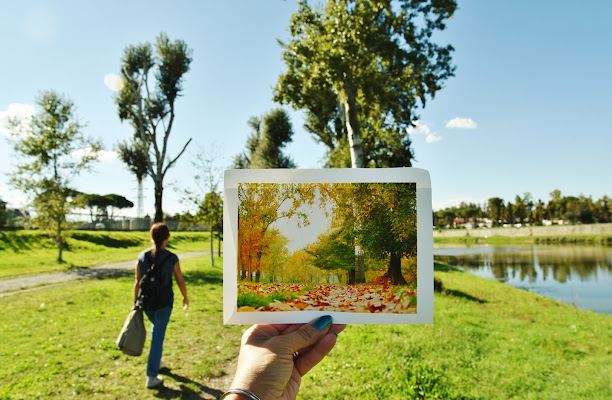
top-left (173, 261), bottom-right (189, 310)
top-left (133, 262), bottom-right (142, 303)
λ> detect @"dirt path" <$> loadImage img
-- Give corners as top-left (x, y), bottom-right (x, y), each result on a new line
top-left (0, 251), bottom-right (209, 296)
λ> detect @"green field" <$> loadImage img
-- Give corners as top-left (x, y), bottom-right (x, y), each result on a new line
top-left (0, 230), bottom-right (219, 279)
top-left (1, 232), bottom-right (610, 399)
top-left (0, 255), bottom-right (243, 399)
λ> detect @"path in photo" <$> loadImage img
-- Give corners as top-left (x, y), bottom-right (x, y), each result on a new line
top-left (238, 282), bottom-right (417, 313)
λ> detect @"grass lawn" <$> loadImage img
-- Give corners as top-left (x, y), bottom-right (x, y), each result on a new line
top-left (0, 230), bottom-right (218, 279)
top-left (1, 256), bottom-right (610, 399)
top-left (0, 255), bottom-right (243, 399)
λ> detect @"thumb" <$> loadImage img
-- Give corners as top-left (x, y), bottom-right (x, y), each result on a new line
top-left (276, 315), bottom-right (333, 353)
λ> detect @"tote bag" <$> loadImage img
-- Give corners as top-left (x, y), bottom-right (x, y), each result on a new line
top-left (116, 306), bottom-right (146, 356)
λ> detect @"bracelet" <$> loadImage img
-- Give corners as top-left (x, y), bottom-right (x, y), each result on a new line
top-left (219, 388), bottom-right (262, 400)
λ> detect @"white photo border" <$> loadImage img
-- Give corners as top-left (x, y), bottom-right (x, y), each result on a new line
top-left (223, 168), bottom-right (433, 325)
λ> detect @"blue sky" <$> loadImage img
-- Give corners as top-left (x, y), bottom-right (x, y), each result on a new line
top-left (1, 1), bottom-right (611, 217)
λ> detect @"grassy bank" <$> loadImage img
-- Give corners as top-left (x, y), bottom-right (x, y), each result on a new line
top-left (0, 230), bottom-right (216, 279)
top-left (300, 262), bottom-right (612, 399)
top-left (434, 233), bottom-right (612, 246)
top-left (1, 258), bottom-right (610, 399)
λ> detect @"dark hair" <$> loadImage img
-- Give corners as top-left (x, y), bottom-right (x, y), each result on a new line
top-left (150, 222), bottom-right (170, 261)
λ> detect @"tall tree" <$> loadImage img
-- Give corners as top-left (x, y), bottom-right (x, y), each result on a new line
top-left (181, 146), bottom-right (222, 266)
top-left (8, 90), bottom-right (101, 261)
top-left (115, 32), bottom-right (193, 222)
top-left (233, 108), bottom-right (296, 169)
top-left (488, 197), bottom-right (505, 227)
top-left (275, 0), bottom-right (456, 168)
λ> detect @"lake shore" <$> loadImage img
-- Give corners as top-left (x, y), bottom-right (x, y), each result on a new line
top-left (434, 223), bottom-right (612, 245)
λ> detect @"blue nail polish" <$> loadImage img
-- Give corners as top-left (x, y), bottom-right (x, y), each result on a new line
top-left (313, 315), bottom-right (332, 330)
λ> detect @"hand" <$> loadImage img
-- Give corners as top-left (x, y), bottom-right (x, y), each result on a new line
top-left (182, 297), bottom-right (189, 310)
top-left (230, 315), bottom-right (346, 400)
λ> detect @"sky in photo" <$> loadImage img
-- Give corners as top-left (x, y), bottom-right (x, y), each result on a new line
top-left (1, 1), bottom-right (611, 217)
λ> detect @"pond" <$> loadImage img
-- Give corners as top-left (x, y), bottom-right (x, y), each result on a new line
top-left (433, 244), bottom-right (612, 314)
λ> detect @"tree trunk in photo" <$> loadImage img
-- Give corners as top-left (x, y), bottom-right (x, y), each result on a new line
top-left (247, 256), bottom-right (253, 282)
top-left (154, 179), bottom-right (164, 223)
top-left (387, 252), bottom-right (407, 285)
top-left (255, 271), bottom-right (261, 283)
top-left (348, 269), bottom-right (355, 285)
top-left (354, 248), bottom-right (365, 284)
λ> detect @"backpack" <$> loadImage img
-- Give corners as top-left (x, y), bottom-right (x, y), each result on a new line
top-left (137, 253), bottom-right (171, 311)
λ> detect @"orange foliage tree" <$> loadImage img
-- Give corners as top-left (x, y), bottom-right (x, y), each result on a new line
top-left (238, 183), bottom-right (316, 282)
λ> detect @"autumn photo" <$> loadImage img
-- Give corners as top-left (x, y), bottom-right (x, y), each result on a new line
top-left (236, 181), bottom-right (418, 314)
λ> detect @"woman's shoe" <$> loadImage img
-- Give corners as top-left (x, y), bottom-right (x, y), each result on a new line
top-left (146, 375), bottom-right (163, 388)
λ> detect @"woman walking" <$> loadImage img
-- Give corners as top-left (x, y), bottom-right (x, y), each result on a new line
top-left (134, 222), bottom-right (189, 388)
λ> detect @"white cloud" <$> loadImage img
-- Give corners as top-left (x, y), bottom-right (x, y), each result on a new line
top-left (104, 73), bottom-right (124, 91)
top-left (407, 120), bottom-right (442, 143)
top-left (71, 148), bottom-right (118, 161)
top-left (425, 134), bottom-right (442, 143)
top-left (0, 103), bottom-right (34, 137)
top-left (446, 117), bottom-right (478, 130)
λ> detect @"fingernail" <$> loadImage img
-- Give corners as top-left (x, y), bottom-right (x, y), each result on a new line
top-left (332, 332), bottom-right (338, 337)
top-left (313, 315), bottom-right (332, 330)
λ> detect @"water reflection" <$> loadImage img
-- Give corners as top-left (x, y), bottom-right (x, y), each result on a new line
top-left (433, 245), bottom-right (612, 314)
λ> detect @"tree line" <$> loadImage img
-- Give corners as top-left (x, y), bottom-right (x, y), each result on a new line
top-left (434, 190), bottom-right (612, 228)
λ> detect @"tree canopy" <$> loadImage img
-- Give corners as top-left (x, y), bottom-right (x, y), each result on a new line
top-left (8, 90), bottom-right (101, 261)
top-left (233, 108), bottom-right (297, 169)
top-left (275, 0), bottom-right (457, 168)
top-left (317, 183), bottom-right (417, 284)
top-left (82, 193), bottom-right (134, 225)
top-left (115, 32), bottom-right (193, 222)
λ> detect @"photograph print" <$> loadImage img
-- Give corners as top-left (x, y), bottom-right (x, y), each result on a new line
top-left (236, 181), bottom-right (418, 315)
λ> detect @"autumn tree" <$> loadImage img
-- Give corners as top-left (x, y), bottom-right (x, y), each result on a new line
top-left (260, 230), bottom-right (290, 283)
top-left (308, 228), bottom-right (357, 284)
top-left (318, 183), bottom-right (417, 285)
top-left (275, 0), bottom-right (456, 168)
top-left (115, 32), bottom-right (193, 222)
top-left (238, 183), bottom-right (316, 282)
top-left (352, 183), bottom-right (417, 284)
top-left (233, 108), bottom-right (296, 169)
top-left (8, 90), bottom-right (101, 261)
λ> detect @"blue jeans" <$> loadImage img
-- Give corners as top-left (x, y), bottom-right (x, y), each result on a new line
top-left (144, 303), bottom-right (173, 376)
